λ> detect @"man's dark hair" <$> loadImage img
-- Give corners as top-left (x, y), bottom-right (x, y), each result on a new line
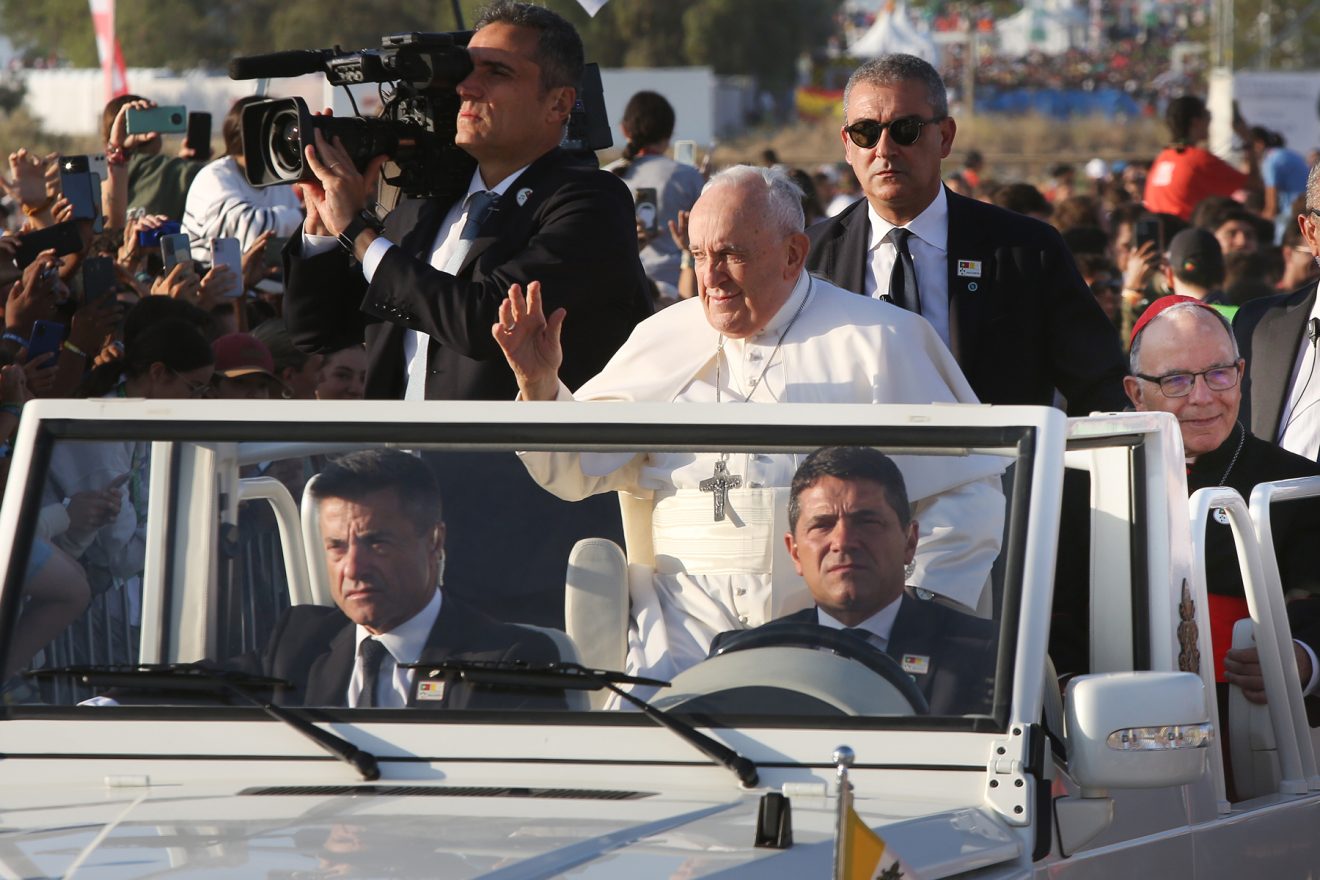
top-left (311, 449), bottom-right (444, 531)
top-left (1166, 95), bottom-right (1207, 145)
top-left (474, 1), bottom-right (584, 92)
top-left (788, 446), bottom-right (910, 530)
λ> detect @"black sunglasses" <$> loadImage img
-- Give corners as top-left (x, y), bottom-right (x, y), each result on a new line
top-left (843, 115), bottom-right (945, 148)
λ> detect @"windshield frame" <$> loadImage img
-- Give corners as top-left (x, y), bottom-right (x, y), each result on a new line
top-left (0, 399), bottom-right (1055, 737)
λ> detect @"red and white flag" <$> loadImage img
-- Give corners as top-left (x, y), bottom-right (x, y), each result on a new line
top-left (88, 0), bottom-right (129, 101)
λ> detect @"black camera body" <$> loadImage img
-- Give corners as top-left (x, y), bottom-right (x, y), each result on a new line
top-left (233, 30), bottom-right (612, 204)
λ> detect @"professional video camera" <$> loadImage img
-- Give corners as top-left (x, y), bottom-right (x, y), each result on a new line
top-left (229, 31), bottom-right (611, 203)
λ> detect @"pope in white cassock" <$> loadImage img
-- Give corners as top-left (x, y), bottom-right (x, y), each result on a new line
top-left (494, 165), bottom-right (1005, 682)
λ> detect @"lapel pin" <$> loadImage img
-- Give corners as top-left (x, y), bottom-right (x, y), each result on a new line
top-left (901, 654), bottom-right (930, 675)
top-left (516, 187), bottom-right (533, 206)
top-left (967, 282), bottom-right (978, 292)
top-left (417, 680), bottom-right (446, 701)
top-left (957, 259), bottom-right (982, 278)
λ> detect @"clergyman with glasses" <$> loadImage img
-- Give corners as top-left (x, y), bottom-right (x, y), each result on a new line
top-left (805, 52), bottom-right (1128, 416)
top-left (1123, 294), bottom-right (1320, 705)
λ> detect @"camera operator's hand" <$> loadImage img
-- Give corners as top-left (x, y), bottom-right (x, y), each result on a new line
top-left (302, 128), bottom-right (389, 239)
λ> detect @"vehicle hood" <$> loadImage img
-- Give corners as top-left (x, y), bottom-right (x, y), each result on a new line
top-left (0, 783), bottom-right (1021, 878)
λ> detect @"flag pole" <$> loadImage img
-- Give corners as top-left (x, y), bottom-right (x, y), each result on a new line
top-left (832, 745), bottom-right (855, 880)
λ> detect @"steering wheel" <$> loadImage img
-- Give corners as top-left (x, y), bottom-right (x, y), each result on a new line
top-left (650, 622), bottom-right (930, 716)
top-left (713, 623), bottom-right (929, 713)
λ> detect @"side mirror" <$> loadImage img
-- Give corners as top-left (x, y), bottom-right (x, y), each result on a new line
top-left (1064, 672), bottom-right (1211, 795)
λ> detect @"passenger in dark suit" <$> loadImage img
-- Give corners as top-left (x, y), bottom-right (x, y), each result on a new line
top-left (241, 448), bottom-right (563, 710)
top-left (709, 446), bottom-right (995, 715)
top-left (1235, 282), bottom-right (1317, 444)
top-left (804, 54), bottom-right (1127, 416)
top-left (283, 2), bottom-right (651, 402)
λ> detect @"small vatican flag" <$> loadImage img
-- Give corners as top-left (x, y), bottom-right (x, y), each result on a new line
top-left (833, 746), bottom-right (922, 880)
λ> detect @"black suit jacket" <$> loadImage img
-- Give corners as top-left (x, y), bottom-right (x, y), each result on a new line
top-left (805, 188), bottom-right (1128, 416)
top-left (1233, 281), bottom-right (1318, 443)
top-left (239, 597), bottom-right (563, 710)
top-left (283, 148), bottom-right (652, 400)
top-left (709, 595), bottom-right (997, 715)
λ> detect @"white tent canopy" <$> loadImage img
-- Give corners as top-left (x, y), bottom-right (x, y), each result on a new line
top-left (996, 0), bottom-right (1088, 57)
top-left (849, 0), bottom-right (939, 65)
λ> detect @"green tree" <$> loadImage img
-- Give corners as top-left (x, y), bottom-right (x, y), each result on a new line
top-left (683, 0), bottom-right (841, 91)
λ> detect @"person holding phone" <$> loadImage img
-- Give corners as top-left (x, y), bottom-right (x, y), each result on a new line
top-left (100, 95), bottom-right (205, 229)
top-left (605, 91), bottom-right (705, 300)
top-left (182, 97), bottom-right (304, 266)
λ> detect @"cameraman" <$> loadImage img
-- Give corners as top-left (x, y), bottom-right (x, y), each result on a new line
top-left (283, 0), bottom-right (652, 401)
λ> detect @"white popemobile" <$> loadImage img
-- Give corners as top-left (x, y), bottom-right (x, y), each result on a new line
top-left (0, 397), bottom-right (1317, 878)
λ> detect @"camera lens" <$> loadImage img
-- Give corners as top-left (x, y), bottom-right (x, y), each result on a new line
top-left (171, 113), bottom-right (182, 125)
top-left (266, 109), bottom-right (304, 178)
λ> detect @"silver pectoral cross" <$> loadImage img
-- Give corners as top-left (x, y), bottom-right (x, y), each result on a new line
top-left (699, 459), bottom-right (742, 522)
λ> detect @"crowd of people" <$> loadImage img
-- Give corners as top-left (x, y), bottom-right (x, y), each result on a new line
top-left (2, 0), bottom-right (1320, 726)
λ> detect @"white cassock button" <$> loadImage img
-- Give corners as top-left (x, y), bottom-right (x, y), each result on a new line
top-left (738, 615), bottom-right (749, 624)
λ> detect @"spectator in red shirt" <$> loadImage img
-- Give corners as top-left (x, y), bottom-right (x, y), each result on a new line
top-left (1144, 96), bottom-right (1258, 221)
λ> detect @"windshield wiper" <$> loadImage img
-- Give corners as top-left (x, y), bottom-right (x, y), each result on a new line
top-left (403, 659), bottom-right (760, 788)
top-left (29, 664), bottom-right (380, 781)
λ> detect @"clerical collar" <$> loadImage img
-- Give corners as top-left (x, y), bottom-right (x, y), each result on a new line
top-left (865, 185), bottom-right (948, 255)
top-left (734, 270), bottom-right (812, 344)
top-left (815, 592), bottom-right (903, 645)
top-left (355, 588), bottom-right (443, 664)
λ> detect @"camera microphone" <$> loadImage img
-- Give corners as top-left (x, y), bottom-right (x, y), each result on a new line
top-left (228, 50), bottom-right (336, 81)
top-left (1309, 317), bottom-right (1320, 346)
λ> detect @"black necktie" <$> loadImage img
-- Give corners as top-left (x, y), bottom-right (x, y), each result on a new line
top-left (358, 638), bottom-right (390, 707)
top-left (843, 628), bottom-right (886, 652)
top-left (888, 227), bottom-right (921, 315)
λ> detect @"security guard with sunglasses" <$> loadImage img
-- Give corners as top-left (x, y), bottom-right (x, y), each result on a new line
top-left (806, 53), bottom-right (1128, 417)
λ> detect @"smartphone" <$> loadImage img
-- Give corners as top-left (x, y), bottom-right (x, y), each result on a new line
top-left (27, 320), bottom-right (66, 363)
top-left (81, 256), bottom-right (117, 305)
top-left (1134, 217), bottom-right (1162, 253)
top-left (264, 235), bottom-right (289, 273)
top-left (14, 221), bottom-right (84, 268)
top-left (137, 219), bottom-right (181, 249)
top-left (59, 166), bottom-right (101, 228)
top-left (125, 105), bottom-right (188, 135)
top-left (61, 155), bottom-right (89, 174)
top-left (673, 140), bottom-right (697, 167)
top-left (160, 233), bottom-right (192, 270)
top-left (634, 187), bottom-right (659, 234)
top-left (185, 112), bottom-right (213, 160)
top-left (88, 154), bottom-right (108, 181)
top-left (211, 237), bottom-right (243, 298)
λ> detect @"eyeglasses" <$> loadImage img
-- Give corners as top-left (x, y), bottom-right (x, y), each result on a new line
top-left (1134, 363), bottom-right (1240, 398)
top-left (843, 115), bottom-right (945, 148)
top-left (170, 368), bottom-right (213, 399)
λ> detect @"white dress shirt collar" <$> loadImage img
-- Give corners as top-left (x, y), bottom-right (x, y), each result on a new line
top-left (471, 164), bottom-right (531, 200)
top-left (865, 186), bottom-right (949, 254)
top-left (355, 587), bottom-right (443, 669)
top-left (815, 592), bottom-right (904, 647)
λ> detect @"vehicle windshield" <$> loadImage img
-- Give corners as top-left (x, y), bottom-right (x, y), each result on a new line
top-left (1, 408), bottom-right (1032, 729)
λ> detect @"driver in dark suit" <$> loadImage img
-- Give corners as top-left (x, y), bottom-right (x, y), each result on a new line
top-left (709, 446), bottom-right (996, 715)
top-left (240, 449), bottom-right (562, 710)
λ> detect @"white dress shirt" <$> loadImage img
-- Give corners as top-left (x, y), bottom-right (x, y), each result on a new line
top-left (348, 588), bottom-right (443, 708)
top-left (1276, 283), bottom-right (1320, 460)
top-left (814, 594), bottom-right (903, 652)
top-left (301, 164), bottom-right (530, 400)
top-left (864, 186), bottom-right (952, 350)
